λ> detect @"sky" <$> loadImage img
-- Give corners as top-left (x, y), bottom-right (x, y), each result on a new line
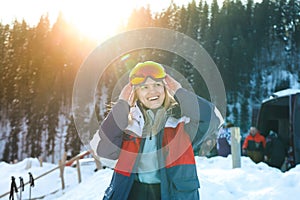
top-left (0, 0), bottom-right (194, 42)
top-left (0, 0), bottom-right (261, 42)
top-left (1, 155), bottom-right (300, 200)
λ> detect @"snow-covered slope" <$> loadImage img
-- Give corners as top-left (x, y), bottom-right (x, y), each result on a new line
top-left (1, 156), bottom-right (300, 200)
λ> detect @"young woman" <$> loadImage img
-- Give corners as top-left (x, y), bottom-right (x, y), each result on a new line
top-left (96, 61), bottom-right (223, 200)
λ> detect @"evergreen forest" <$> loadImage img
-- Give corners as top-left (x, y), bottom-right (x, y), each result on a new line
top-left (0, 0), bottom-right (300, 163)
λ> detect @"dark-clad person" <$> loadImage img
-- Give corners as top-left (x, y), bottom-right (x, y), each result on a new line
top-left (264, 131), bottom-right (286, 169)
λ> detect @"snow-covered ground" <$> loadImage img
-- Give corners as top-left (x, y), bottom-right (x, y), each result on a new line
top-left (1, 156), bottom-right (300, 200)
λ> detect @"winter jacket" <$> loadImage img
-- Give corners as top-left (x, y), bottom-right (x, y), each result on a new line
top-left (97, 88), bottom-right (224, 200)
top-left (242, 132), bottom-right (266, 151)
top-left (264, 133), bottom-right (286, 169)
top-left (217, 127), bottom-right (231, 157)
top-left (242, 132), bottom-right (266, 163)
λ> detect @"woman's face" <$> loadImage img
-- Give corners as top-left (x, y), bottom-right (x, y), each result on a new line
top-left (135, 78), bottom-right (165, 110)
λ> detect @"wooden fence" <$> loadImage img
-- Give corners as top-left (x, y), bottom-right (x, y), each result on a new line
top-left (0, 150), bottom-right (101, 199)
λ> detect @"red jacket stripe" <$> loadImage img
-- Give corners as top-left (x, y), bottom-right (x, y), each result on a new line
top-left (114, 122), bottom-right (195, 176)
top-left (163, 122), bottom-right (196, 168)
top-left (115, 136), bottom-right (141, 176)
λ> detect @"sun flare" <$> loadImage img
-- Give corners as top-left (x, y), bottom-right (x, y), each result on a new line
top-left (59, 0), bottom-right (134, 42)
top-left (0, 0), bottom-right (182, 42)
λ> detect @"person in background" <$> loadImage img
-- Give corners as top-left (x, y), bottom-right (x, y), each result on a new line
top-left (95, 61), bottom-right (223, 200)
top-left (217, 122), bottom-right (234, 157)
top-left (199, 137), bottom-right (218, 158)
top-left (264, 130), bottom-right (286, 170)
top-left (242, 126), bottom-right (266, 163)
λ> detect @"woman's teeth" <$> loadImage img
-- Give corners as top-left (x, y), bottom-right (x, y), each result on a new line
top-left (148, 96), bottom-right (159, 101)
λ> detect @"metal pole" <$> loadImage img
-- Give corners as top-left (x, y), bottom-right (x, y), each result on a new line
top-left (19, 177), bottom-right (24, 200)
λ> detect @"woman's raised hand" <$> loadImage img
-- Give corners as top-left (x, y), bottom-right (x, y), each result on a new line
top-left (119, 83), bottom-right (134, 105)
top-left (164, 74), bottom-right (182, 96)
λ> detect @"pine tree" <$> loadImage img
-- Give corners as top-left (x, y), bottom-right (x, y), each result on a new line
top-left (127, 6), bottom-right (153, 29)
top-left (185, 0), bottom-right (200, 40)
top-left (65, 115), bottom-right (81, 157)
top-left (2, 20), bottom-right (31, 161)
top-left (198, 1), bottom-right (209, 46)
top-left (154, 3), bottom-right (179, 29)
top-left (26, 16), bottom-right (51, 159)
top-left (45, 95), bottom-right (60, 162)
top-left (0, 24), bottom-right (10, 112)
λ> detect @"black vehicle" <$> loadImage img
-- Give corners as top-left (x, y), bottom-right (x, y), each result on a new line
top-left (256, 89), bottom-right (300, 170)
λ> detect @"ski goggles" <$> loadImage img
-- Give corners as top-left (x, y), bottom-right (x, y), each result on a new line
top-left (129, 61), bottom-right (166, 85)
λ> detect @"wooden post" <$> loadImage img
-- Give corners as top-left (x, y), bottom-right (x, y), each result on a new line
top-left (76, 159), bottom-right (82, 183)
top-left (39, 156), bottom-right (43, 167)
top-left (59, 152), bottom-right (67, 190)
top-left (25, 159), bottom-right (32, 170)
top-left (91, 151), bottom-right (102, 171)
top-left (94, 158), bottom-right (102, 171)
top-left (231, 127), bottom-right (241, 168)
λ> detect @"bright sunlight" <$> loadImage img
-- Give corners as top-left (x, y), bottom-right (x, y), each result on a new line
top-left (0, 0), bottom-right (189, 42)
top-left (61, 0), bottom-right (194, 41)
top-left (59, 0), bottom-right (134, 42)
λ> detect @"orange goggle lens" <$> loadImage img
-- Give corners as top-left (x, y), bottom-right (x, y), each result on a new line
top-left (129, 61), bottom-right (166, 85)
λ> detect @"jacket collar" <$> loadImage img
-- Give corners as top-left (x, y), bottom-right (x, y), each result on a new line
top-left (124, 103), bottom-right (190, 137)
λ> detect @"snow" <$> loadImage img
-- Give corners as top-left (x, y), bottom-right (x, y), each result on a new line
top-left (262, 88), bottom-right (300, 103)
top-left (1, 156), bottom-right (300, 200)
top-left (271, 88), bottom-right (300, 98)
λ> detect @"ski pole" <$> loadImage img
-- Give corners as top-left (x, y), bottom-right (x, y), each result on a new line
top-left (28, 172), bottom-right (34, 200)
top-left (9, 176), bottom-right (18, 200)
top-left (19, 177), bottom-right (24, 200)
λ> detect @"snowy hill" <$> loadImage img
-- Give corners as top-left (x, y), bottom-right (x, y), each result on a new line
top-left (1, 156), bottom-right (300, 200)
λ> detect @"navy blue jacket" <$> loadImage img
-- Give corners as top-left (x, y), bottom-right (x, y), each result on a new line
top-left (97, 88), bottom-right (223, 200)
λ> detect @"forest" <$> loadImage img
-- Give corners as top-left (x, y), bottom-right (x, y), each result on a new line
top-left (0, 0), bottom-right (299, 163)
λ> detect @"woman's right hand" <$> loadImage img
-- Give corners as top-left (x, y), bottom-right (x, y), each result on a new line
top-left (119, 83), bottom-right (134, 105)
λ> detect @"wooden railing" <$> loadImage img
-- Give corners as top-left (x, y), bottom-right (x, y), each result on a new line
top-left (0, 150), bottom-right (102, 199)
